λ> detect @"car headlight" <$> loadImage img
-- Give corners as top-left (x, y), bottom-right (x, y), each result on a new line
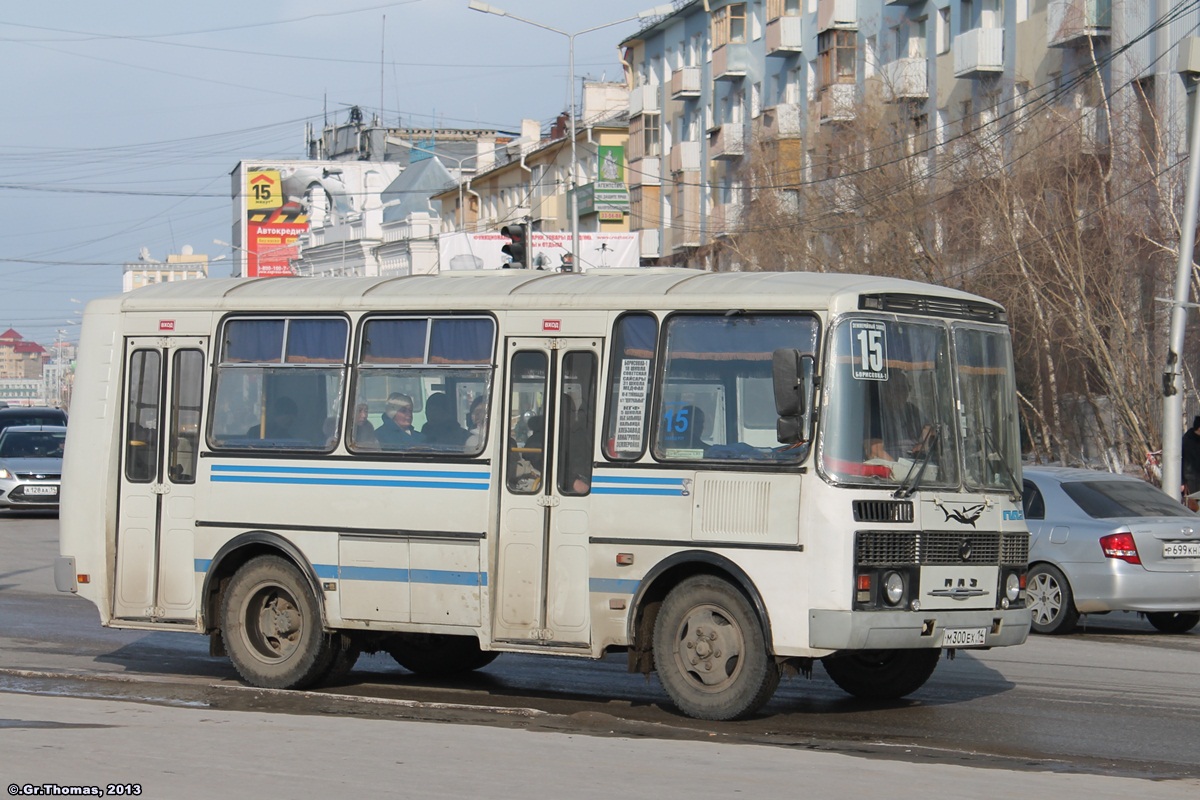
top-left (0, 468), bottom-right (11, 480)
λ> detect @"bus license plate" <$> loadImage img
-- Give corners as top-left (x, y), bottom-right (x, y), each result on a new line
top-left (1163, 541), bottom-right (1200, 558)
top-left (24, 485), bottom-right (57, 496)
top-left (943, 627), bottom-right (987, 647)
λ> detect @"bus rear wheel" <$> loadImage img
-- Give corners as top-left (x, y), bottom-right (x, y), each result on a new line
top-left (385, 633), bottom-right (498, 676)
top-left (652, 575), bottom-right (779, 721)
top-left (221, 555), bottom-right (337, 689)
top-left (821, 649), bottom-right (940, 701)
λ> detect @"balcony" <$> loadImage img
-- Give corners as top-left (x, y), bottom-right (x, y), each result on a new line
top-left (630, 156), bottom-right (661, 187)
top-left (817, 0), bottom-right (858, 32)
top-left (709, 203), bottom-right (743, 237)
top-left (639, 228), bottom-right (661, 259)
top-left (766, 15), bottom-right (803, 56)
top-left (761, 102), bottom-right (803, 138)
top-left (1078, 106), bottom-right (1110, 154)
top-left (954, 28), bottom-right (1004, 77)
top-left (709, 123), bottom-right (746, 160)
top-left (1048, 0), bottom-right (1111, 47)
top-left (629, 84), bottom-right (660, 117)
top-left (712, 43), bottom-right (749, 81)
top-left (819, 83), bottom-right (857, 123)
top-left (882, 58), bottom-right (928, 102)
top-left (666, 182), bottom-right (701, 251)
top-left (671, 66), bottom-right (702, 99)
top-left (669, 141), bottom-right (701, 173)
top-left (533, 193), bottom-right (565, 225)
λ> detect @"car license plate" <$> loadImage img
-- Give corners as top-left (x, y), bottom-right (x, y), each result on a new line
top-left (1163, 541), bottom-right (1200, 558)
top-left (942, 627), bottom-right (987, 647)
top-left (24, 485), bottom-right (57, 496)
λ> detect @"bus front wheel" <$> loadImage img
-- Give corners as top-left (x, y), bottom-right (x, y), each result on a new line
top-left (821, 649), bottom-right (940, 700)
top-left (652, 575), bottom-right (779, 721)
top-left (221, 555), bottom-right (337, 689)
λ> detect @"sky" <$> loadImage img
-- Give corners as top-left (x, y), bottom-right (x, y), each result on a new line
top-left (0, 0), bottom-right (675, 347)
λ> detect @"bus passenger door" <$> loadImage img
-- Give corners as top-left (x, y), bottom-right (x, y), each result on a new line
top-left (113, 337), bottom-right (208, 623)
top-left (494, 338), bottom-right (601, 647)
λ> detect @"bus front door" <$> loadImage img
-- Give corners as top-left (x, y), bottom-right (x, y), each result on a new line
top-left (494, 338), bottom-right (601, 648)
top-left (112, 337), bottom-right (208, 623)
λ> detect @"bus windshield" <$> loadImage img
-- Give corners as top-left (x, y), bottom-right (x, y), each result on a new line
top-left (820, 316), bottom-right (1019, 494)
top-left (820, 316), bottom-right (959, 488)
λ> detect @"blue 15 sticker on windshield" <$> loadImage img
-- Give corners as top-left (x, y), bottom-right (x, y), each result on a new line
top-left (851, 320), bottom-right (888, 380)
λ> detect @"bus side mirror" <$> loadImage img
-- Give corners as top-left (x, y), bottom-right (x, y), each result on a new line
top-left (773, 349), bottom-right (814, 444)
top-left (772, 350), bottom-right (811, 448)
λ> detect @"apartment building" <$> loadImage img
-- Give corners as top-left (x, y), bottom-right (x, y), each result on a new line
top-left (620, 0), bottom-right (1189, 268)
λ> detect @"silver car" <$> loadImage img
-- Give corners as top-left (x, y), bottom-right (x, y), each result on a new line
top-left (1022, 466), bottom-right (1200, 634)
top-left (0, 425), bottom-right (66, 511)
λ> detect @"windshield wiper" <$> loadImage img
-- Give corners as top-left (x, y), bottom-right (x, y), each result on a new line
top-left (983, 425), bottom-right (1022, 499)
top-left (894, 426), bottom-right (937, 499)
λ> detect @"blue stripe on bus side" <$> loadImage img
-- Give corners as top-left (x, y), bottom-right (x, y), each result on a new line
top-left (588, 577), bottom-right (640, 594)
top-left (591, 475), bottom-right (687, 496)
top-left (194, 559), bottom-right (487, 587)
top-left (211, 464), bottom-right (490, 480)
top-left (211, 475), bottom-right (488, 490)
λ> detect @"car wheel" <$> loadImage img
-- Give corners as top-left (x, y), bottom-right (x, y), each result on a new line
top-left (1145, 611), bottom-right (1200, 634)
top-left (821, 649), bottom-right (941, 700)
top-left (221, 555), bottom-right (338, 689)
top-left (1027, 563), bottom-right (1079, 635)
top-left (652, 575), bottom-right (779, 721)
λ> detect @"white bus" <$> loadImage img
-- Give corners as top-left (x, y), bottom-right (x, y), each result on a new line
top-left (57, 269), bottom-right (1030, 720)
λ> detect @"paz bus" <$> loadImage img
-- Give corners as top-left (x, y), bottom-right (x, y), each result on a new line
top-left (56, 268), bottom-right (1030, 720)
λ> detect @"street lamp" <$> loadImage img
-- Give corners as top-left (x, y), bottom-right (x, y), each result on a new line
top-left (214, 239), bottom-right (262, 278)
top-left (468, 1), bottom-right (673, 268)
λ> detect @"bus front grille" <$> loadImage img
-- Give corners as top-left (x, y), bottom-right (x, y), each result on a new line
top-left (855, 531), bottom-right (1014, 566)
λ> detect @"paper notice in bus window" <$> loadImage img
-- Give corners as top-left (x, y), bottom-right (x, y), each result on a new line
top-left (614, 359), bottom-right (650, 451)
top-left (851, 320), bottom-right (889, 381)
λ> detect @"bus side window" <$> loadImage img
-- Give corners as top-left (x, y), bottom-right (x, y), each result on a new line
top-left (167, 349), bottom-right (204, 483)
top-left (125, 349), bottom-right (162, 483)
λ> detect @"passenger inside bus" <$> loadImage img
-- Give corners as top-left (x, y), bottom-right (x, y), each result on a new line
top-left (376, 393), bottom-right (423, 448)
top-left (421, 392), bottom-right (468, 448)
top-left (246, 396), bottom-right (299, 440)
top-left (464, 396), bottom-right (487, 453)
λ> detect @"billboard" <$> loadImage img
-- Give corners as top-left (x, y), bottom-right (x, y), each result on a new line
top-left (245, 169), bottom-right (307, 277)
top-left (439, 231), bottom-right (640, 272)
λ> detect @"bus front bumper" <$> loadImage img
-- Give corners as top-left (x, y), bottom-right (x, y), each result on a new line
top-left (810, 607), bottom-right (1030, 651)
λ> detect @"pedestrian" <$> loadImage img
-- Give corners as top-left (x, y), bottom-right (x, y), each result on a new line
top-left (1181, 416), bottom-right (1200, 510)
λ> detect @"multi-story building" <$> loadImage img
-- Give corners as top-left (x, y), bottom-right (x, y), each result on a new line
top-left (122, 247), bottom-right (211, 292)
top-left (619, 0), bottom-right (1189, 268)
top-left (0, 328), bottom-right (45, 380)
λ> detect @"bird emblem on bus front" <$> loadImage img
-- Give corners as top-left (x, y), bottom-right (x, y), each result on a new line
top-left (940, 502), bottom-right (985, 528)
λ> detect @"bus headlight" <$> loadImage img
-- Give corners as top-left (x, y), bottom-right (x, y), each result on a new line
top-left (883, 571), bottom-right (905, 606)
top-left (1005, 572), bottom-right (1021, 603)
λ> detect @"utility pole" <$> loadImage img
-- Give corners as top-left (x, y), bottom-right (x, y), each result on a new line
top-left (1161, 38), bottom-right (1200, 498)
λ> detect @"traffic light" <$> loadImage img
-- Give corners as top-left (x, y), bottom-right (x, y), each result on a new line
top-left (500, 223), bottom-right (527, 268)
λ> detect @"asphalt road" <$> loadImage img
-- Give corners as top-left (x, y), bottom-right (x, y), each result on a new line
top-left (3, 510), bottom-right (1199, 793)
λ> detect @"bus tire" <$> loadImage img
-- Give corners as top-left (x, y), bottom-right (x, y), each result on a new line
top-left (652, 575), bottom-right (779, 721)
top-left (821, 649), bottom-right (940, 700)
top-left (385, 633), bottom-right (498, 676)
top-left (221, 555), bottom-right (337, 689)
